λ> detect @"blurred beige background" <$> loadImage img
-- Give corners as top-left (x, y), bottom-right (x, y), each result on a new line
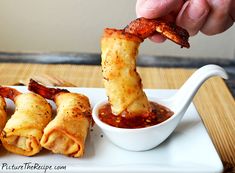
top-left (0, 0), bottom-right (234, 59)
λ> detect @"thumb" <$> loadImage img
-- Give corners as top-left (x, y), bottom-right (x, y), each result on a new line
top-left (136, 0), bottom-right (182, 19)
top-left (176, 0), bottom-right (210, 36)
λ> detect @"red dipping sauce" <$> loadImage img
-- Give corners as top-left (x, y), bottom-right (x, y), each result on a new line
top-left (98, 102), bottom-right (174, 129)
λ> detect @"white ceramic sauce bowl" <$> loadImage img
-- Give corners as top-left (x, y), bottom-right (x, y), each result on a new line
top-left (92, 65), bottom-right (228, 151)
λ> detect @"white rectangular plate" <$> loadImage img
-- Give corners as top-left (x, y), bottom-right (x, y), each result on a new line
top-left (0, 87), bottom-right (223, 173)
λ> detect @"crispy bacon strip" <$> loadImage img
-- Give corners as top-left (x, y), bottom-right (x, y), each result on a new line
top-left (124, 17), bottom-right (190, 48)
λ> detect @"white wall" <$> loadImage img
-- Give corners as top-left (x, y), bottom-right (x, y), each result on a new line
top-left (0, 0), bottom-right (234, 59)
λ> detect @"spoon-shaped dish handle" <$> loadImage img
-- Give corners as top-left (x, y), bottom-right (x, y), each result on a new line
top-left (170, 64), bottom-right (228, 114)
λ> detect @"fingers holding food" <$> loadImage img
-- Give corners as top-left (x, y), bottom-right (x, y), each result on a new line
top-left (102, 17), bottom-right (190, 117)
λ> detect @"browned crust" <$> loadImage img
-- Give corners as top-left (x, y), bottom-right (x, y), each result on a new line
top-left (102, 28), bottom-right (143, 43)
top-left (124, 17), bottom-right (157, 40)
top-left (155, 20), bottom-right (190, 48)
top-left (124, 17), bottom-right (190, 48)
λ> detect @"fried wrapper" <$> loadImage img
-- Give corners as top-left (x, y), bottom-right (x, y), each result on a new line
top-left (101, 28), bottom-right (150, 115)
top-left (1, 93), bottom-right (52, 156)
top-left (40, 93), bottom-right (91, 158)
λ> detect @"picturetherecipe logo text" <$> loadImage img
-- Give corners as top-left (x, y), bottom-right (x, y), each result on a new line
top-left (1, 162), bottom-right (66, 173)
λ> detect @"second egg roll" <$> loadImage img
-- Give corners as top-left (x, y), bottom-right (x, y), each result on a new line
top-left (40, 92), bottom-right (91, 158)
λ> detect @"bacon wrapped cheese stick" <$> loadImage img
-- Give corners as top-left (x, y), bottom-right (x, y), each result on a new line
top-left (28, 79), bottom-right (92, 158)
top-left (0, 96), bottom-right (7, 135)
top-left (101, 17), bottom-right (190, 117)
top-left (0, 87), bottom-right (52, 156)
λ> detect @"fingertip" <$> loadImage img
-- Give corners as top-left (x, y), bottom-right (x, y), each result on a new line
top-left (136, 0), bottom-right (181, 19)
top-left (136, 0), bottom-right (155, 18)
top-left (136, 4), bottom-right (160, 19)
top-left (136, 0), bottom-right (145, 18)
top-left (149, 34), bottom-right (166, 43)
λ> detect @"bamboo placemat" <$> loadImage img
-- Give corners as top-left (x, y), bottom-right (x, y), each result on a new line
top-left (0, 63), bottom-right (234, 171)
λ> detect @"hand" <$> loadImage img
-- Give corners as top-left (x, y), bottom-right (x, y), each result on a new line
top-left (136, 0), bottom-right (235, 43)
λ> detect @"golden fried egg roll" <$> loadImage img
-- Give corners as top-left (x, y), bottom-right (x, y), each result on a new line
top-left (40, 93), bottom-right (91, 157)
top-left (101, 28), bottom-right (150, 116)
top-left (0, 87), bottom-right (52, 156)
top-left (28, 79), bottom-right (92, 158)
